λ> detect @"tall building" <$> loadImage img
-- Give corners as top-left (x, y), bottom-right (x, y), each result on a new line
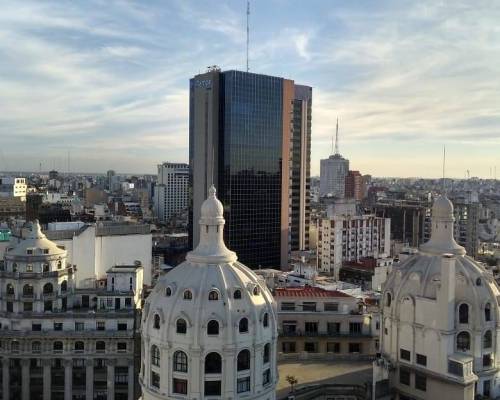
top-left (319, 122), bottom-right (349, 198)
top-left (344, 170), bottom-right (364, 201)
top-left (153, 162), bottom-right (189, 223)
top-left (0, 221), bottom-right (141, 400)
top-left (375, 195), bottom-right (500, 399)
top-left (140, 186), bottom-right (278, 399)
top-left (189, 68), bottom-right (311, 269)
top-left (0, 177), bottom-right (27, 201)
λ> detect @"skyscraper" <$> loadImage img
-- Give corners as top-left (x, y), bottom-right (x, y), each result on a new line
top-left (189, 68), bottom-right (311, 269)
top-left (320, 120), bottom-right (349, 197)
top-left (153, 162), bottom-right (189, 223)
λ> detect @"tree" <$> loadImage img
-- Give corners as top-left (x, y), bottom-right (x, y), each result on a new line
top-left (286, 375), bottom-right (298, 393)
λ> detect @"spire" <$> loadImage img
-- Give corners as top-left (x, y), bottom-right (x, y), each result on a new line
top-left (187, 186), bottom-right (237, 264)
top-left (334, 117), bottom-right (339, 155)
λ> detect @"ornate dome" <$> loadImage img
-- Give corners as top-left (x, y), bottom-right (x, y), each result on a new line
top-left (140, 187), bottom-right (278, 400)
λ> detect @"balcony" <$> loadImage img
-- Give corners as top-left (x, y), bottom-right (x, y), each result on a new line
top-left (279, 329), bottom-right (373, 338)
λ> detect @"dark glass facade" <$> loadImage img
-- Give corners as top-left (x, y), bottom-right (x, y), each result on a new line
top-left (219, 71), bottom-right (283, 267)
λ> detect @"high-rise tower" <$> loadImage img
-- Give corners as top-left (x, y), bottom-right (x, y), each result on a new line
top-left (189, 69), bottom-right (311, 269)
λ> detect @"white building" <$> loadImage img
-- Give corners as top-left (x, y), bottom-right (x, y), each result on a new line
top-left (153, 163), bottom-right (189, 223)
top-left (0, 177), bottom-right (27, 201)
top-left (319, 154), bottom-right (349, 198)
top-left (375, 195), bottom-right (500, 399)
top-left (140, 186), bottom-right (278, 399)
top-left (317, 208), bottom-right (391, 279)
top-left (44, 221), bottom-right (153, 287)
top-left (0, 221), bottom-right (140, 400)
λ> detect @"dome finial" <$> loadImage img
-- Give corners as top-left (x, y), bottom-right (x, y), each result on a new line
top-left (208, 184), bottom-right (216, 198)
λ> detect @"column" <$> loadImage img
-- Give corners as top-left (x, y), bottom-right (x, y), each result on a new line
top-left (190, 348), bottom-right (201, 398)
top-left (21, 358), bottom-right (30, 400)
top-left (85, 359), bottom-right (94, 400)
top-left (2, 358), bottom-right (9, 400)
top-left (127, 360), bottom-right (135, 400)
top-left (223, 347), bottom-right (235, 398)
top-left (64, 359), bottom-right (72, 400)
top-left (43, 359), bottom-right (52, 400)
top-left (106, 359), bottom-right (115, 400)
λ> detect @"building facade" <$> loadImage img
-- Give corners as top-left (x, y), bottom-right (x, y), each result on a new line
top-left (0, 221), bottom-right (140, 400)
top-left (319, 154), bottom-right (349, 198)
top-left (0, 177), bottom-right (27, 202)
top-left (140, 186), bottom-right (278, 399)
top-left (345, 170), bottom-right (365, 201)
top-left (189, 68), bottom-right (311, 269)
top-left (153, 163), bottom-right (189, 224)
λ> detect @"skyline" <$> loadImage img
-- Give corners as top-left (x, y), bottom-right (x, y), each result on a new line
top-left (1, 0), bottom-right (500, 178)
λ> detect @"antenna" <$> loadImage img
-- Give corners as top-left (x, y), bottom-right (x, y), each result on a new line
top-left (246, 1), bottom-right (250, 72)
top-left (334, 117), bottom-right (339, 155)
top-left (442, 145), bottom-right (446, 193)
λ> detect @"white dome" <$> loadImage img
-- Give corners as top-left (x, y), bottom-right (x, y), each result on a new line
top-left (140, 187), bottom-right (278, 400)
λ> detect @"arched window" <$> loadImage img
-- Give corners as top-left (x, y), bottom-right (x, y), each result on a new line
top-left (485, 303), bottom-right (491, 322)
top-left (74, 341), bottom-right (84, 352)
top-left (96, 341), bottom-right (106, 352)
top-left (61, 280), bottom-right (68, 292)
top-left (57, 260), bottom-right (62, 269)
top-left (183, 290), bottom-right (192, 300)
top-left (151, 345), bottom-right (160, 366)
top-left (207, 320), bottom-right (219, 335)
top-left (53, 341), bottom-right (63, 352)
top-left (153, 314), bottom-right (161, 329)
top-left (239, 318), bottom-right (249, 333)
top-left (263, 343), bottom-right (270, 364)
top-left (208, 290), bottom-right (219, 301)
top-left (205, 352), bottom-right (222, 374)
top-left (459, 303), bottom-right (469, 324)
top-left (11, 341), bottom-right (19, 352)
top-left (43, 283), bottom-right (53, 294)
top-left (237, 349), bottom-right (250, 371)
top-left (173, 351), bottom-right (188, 372)
top-left (253, 286), bottom-right (260, 295)
top-left (165, 287), bottom-right (172, 297)
top-left (263, 313), bottom-right (269, 328)
top-left (12, 263), bottom-right (17, 272)
top-left (6, 284), bottom-right (14, 295)
top-left (32, 341), bottom-right (41, 353)
top-left (386, 293), bottom-right (392, 307)
top-left (484, 330), bottom-right (492, 349)
top-left (234, 289), bottom-right (242, 299)
top-left (23, 284), bottom-right (34, 296)
top-left (476, 277), bottom-right (482, 286)
top-left (43, 263), bottom-right (50, 272)
top-left (457, 331), bottom-right (471, 351)
top-left (176, 318), bottom-right (187, 334)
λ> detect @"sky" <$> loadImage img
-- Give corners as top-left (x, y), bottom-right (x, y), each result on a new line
top-left (0, 0), bottom-right (499, 178)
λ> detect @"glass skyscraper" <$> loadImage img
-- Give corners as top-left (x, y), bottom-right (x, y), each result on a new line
top-left (189, 68), bottom-right (311, 269)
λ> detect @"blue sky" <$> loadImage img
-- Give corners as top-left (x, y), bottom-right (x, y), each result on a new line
top-left (1, 0), bottom-right (499, 178)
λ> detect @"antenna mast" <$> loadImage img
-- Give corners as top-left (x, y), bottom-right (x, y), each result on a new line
top-left (442, 145), bottom-right (446, 193)
top-left (334, 117), bottom-right (339, 155)
top-left (246, 1), bottom-right (250, 72)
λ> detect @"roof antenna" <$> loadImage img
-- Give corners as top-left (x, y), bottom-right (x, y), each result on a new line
top-left (442, 145), bottom-right (446, 194)
top-left (334, 117), bottom-right (339, 155)
top-left (246, 1), bottom-right (250, 72)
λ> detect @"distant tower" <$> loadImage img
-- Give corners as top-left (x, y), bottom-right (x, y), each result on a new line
top-left (246, 1), bottom-right (250, 72)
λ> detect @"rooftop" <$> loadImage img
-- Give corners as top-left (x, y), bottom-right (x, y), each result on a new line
top-left (274, 286), bottom-right (352, 298)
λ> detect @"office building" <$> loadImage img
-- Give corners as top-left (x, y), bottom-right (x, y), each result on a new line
top-left (0, 177), bottom-right (27, 201)
top-left (189, 68), bottom-right (311, 268)
top-left (153, 163), bottom-right (189, 224)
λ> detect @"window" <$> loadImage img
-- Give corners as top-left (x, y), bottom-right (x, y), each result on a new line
top-left (204, 380), bottom-right (221, 396)
top-left (349, 322), bottom-right (362, 334)
top-left (54, 323), bottom-right (63, 331)
top-left (263, 368), bottom-right (271, 385)
top-left (263, 313), bottom-right (269, 327)
top-left (43, 283), bottom-right (53, 294)
top-left (237, 377), bottom-right (251, 393)
top-left (117, 342), bottom-right (127, 352)
top-left (253, 286), bottom-right (260, 295)
top-left (282, 321), bottom-right (296, 334)
top-left (205, 352), bottom-right (222, 374)
top-left (75, 322), bottom-right (84, 331)
top-left (173, 378), bottom-right (187, 394)
top-left (165, 287), bottom-right (172, 297)
top-left (349, 343), bottom-right (361, 353)
top-left (234, 289), bottom-right (242, 299)
top-left (44, 301), bottom-right (52, 312)
top-left (399, 367), bottom-right (410, 386)
top-left (23, 284), bottom-right (34, 296)
top-left (237, 349), bottom-right (250, 371)
top-left (324, 302), bottom-right (339, 312)
top-left (484, 380), bottom-right (491, 397)
top-left (61, 280), bottom-right (67, 292)
top-left (173, 351), bottom-right (188, 372)
top-left (327, 342), bottom-right (340, 353)
top-left (32, 323), bottom-right (42, 331)
top-left (6, 284), bottom-right (14, 295)
top-left (416, 354), bottom-right (427, 366)
top-left (151, 345), bottom-right (160, 366)
top-left (282, 342), bottom-right (296, 353)
top-left (183, 290), bottom-right (192, 300)
top-left (386, 292), bottom-right (392, 307)
top-left (303, 302), bottom-right (316, 311)
top-left (208, 290), bottom-right (219, 300)
top-left (448, 360), bottom-right (463, 376)
top-left (485, 303), bottom-right (491, 322)
top-left (151, 371), bottom-right (160, 388)
top-left (23, 302), bottom-right (33, 312)
top-left (415, 372), bottom-right (427, 391)
top-left (153, 314), bottom-right (161, 329)
top-left (96, 321), bottom-right (105, 331)
top-left (281, 302), bottom-right (295, 311)
top-left (43, 262), bottom-right (49, 272)
top-left (483, 354), bottom-right (492, 368)
top-left (459, 303), bottom-right (469, 324)
top-left (263, 343), bottom-right (270, 364)
top-left (6, 302), bottom-right (13, 312)
top-left (457, 331), bottom-right (471, 351)
top-left (400, 349), bottom-right (411, 361)
top-left (207, 320), bottom-right (219, 335)
top-left (305, 322), bottom-right (318, 334)
top-left (176, 319), bottom-right (187, 334)
top-left (125, 297), bottom-right (132, 307)
top-left (304, 342), bottom-right (318, 353)
top-left (96, 341), bottom-right (105, 353)
top-left (32, 341), bottom-right (41, 353)
top-left (11, 341), bottom-right (19, 352)
top-left (484, 330), bottom-right (492, 348)
top-left (239, 318), bottom-right (248, 333)
top-left (327, 322), bottom-right (341, 334)
top-left (74, 341), bottom-right (84, 352)
top-left (117, 323), bottom-right (127, 331)
top-left (53, 341), bottom-right (63, 353)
